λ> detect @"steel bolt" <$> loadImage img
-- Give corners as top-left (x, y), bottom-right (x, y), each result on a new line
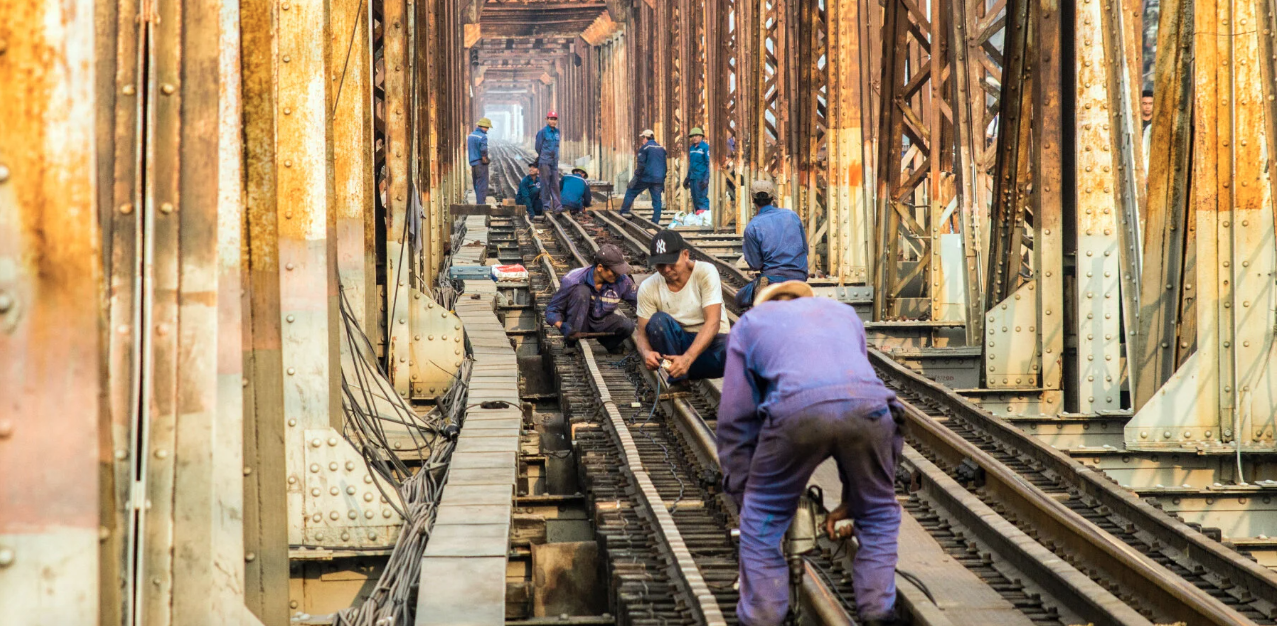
top-left (160, 202), bottom-right (174, 214)
top-left (161, 83), bottom-right (176, 95)
top-left (0, 548), bottom-right (13, 567)
top-left (119, 203), bottom-right (133, 215)
top-left (122, 84), bottom-right (135, 96)
top-left (245, 552), bottom-right (256, 562)
top-left (0, 164), bottom-right (9, 182)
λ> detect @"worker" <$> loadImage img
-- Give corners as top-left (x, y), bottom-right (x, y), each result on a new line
top-left (516, 162), bottom-right (544, 219)
top-left (544, 243), bottom-right (637, 353)
top-left (559, 167), bottom-right (593, 215)
top-left (535, 111), bottom-right (563, 213)
top-left (736, 180), bottom-right (808, 310)
top-left (718, 280), bottom-right (903, 626)
top-left (620, 129), bottom-right (668, 224)
top-left (635, 229), bottom-right (730, 382)
top-left (683, 127), bottom-right (710, 214)
top-left (468, 118), bottom-right (492, 205)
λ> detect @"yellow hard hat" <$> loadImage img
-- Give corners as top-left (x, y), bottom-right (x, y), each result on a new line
top-left (477, 118), bottom-right (493, 128)
top-left (688, 127), bottom-right (705, 137)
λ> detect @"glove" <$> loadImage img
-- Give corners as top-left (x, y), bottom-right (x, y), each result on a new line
top-left (481, 156), bottom-right (490, 164)
top-left (683, 178), bottom-right (691, 189)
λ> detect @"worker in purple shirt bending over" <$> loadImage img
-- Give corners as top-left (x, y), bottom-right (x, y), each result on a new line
top-left (544, 244), bottom-right (638, 353)
top-left (718, 281), bottom-right (904, 626)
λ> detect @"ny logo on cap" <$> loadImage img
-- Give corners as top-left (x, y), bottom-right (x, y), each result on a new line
top-left (655, 240), bottom-right (666, 254)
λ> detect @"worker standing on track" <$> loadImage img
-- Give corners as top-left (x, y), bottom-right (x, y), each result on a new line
top-left (684, 127), bottom-right (711, 215)
top-left (559, 167), bottom-right (593, 216)
top-left (735, 180), bottom-right (808, 310)
top-left (516, 162), bottom-right (544, 219)
top-left (468, 118), bottom-right (492, 206)
top-left (535, 111), bottom-right (563, 214)
top-left (620, 129), bottom-right (668, 224)
top-left (718, 281), bottom-right (904, 626)
top-left (544, 243), bottom-right (637, 354)
top-left (634, 229), bottom-right (730, 382)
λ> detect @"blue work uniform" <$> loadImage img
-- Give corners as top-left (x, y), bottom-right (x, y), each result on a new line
top-left (736, 204), bottom-right (809, 309)
top-left (684, 140), bottom-right (711, 212)
top-left (516, 174), bottom-right (543, 218)
top-left (621, 139), bottom-right (668, 223)
top-left (718, 297), bottom-right (902, 625)
top-left (535, 125), bottom-right (562, 213)
top-left (467, 128), bottom-right (490, 205)
top-left (559, 173), bottom-right (593, 214)
top-left (545, 266), bottom-right (638, 351)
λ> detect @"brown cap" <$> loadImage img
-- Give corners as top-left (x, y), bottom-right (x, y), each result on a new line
top-left (595, 243), bottom-right (631, 275)
top-left (755, 280), bottom-right (814, 304)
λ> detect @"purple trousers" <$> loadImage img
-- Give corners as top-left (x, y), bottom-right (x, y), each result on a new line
top-left (733, 399), bottom-right (902, 625)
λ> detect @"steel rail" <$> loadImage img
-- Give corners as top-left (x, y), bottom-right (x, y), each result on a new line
top-left (543, 212), bottom-right (858, 625)
top-left (593, 210), bottom-right (750, 301)
top-left (526, 213), bottom-right (729, 626)
top-left (869, 350), bottom-right (1277, 623)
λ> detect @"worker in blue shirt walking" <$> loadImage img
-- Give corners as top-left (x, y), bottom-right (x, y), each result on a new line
top-left (620, 129), bottom-right (668, 224)
top-left (736, 180), bottom-right (808, 310)
top-left (683, 127), bottom-right (711, 214)
top-left (535, 111), bottom-right (563, 213)
top-left (559, 167), bottom-right (593, 215)
top-left (516, 163), bottom-right (543, 219)
top-left (718, 281), bottom-right (904, 626)
top-left (544, 244), bottom-right (637, 353)
top-left (467, 118), bottom-right (492, 205)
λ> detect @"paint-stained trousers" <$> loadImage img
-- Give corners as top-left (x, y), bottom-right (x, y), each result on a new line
top-left (557, 284), bottom-right (635, 352)
top-left (732, 399), bottom-right (903, 625)
top-left (539, 159), bottom-right (562, 213)
top-left (471, 162), bottom-right (489, 205)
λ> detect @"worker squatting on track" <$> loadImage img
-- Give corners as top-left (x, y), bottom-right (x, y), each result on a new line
top-left (544, 244), bottom-right (637, 353)
top-left (467, 118), bottom-right (492, 205)
top-left (735, 179), bottom-right (810, 310)
top-left (620, 129), bottom-right (669, 223)
top-left (718, 281), bottom-right (905, 626)
top-left (517, 163), bottom-right (544, 218)
top-left (634, 229), bottom-right (730, 382)
top-left (536, 112), bottom-right (563, 213)
top-left (559, 167), bottom-right (593, 215)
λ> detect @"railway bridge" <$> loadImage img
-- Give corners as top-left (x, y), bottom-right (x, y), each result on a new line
top-left (5, 0), bottom-right (1277, 624)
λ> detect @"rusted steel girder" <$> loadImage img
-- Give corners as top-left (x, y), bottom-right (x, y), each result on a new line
top-left (1125, 0), bottom-right (1277, 449)
top-left (0, 0), bottom-right (103, 620)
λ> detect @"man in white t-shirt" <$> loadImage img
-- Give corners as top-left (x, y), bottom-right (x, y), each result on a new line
top-left (634, 229), bottom-right (731, 381)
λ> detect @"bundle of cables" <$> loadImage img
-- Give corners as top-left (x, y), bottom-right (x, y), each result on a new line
top-left (331, 282), bottom-right (473, 626)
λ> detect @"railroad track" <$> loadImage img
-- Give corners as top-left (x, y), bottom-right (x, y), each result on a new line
top-left (565, 208), bottom-right (1277, 626)
top-left (488, 142), bottom-right (534, 202)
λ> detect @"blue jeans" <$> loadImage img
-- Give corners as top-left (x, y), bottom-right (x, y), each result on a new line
top-left (689, 177), bottom-right (709, 212)
top-left (471, 163), bottom-right (489, 205)
top-left (621, 181), bottom-right (665, 224)
top-left (642, 311), bottom-right (726, 381)
top-left (734, 399), bottom-right (902, 624)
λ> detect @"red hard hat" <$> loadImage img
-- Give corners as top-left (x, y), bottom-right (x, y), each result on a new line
top-left (546, 111), bottom-right (558, 119)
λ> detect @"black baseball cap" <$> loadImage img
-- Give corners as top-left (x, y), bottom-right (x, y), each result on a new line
top-left (648, 229), bottom-right (687, 265)
top-left (595, 243), bottom-right (632, 275)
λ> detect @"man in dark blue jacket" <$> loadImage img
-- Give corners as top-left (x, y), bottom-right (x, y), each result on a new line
top-left (620, 129), bottom-right (668, 223)
top-left (559, 167), bottom-right (593, 215)
top-left (467, 118), bottom-right (492, 205)
top-left (516, 163), bottom-right (543, 219)
top-left (545, 244), bottom-right (637, 353)
top-left (736, 179), bottom-right (809, 309)
top-left (535, 111), bottom-right (562, 213)
top-left (683, 127), bottom-right (710, 213)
